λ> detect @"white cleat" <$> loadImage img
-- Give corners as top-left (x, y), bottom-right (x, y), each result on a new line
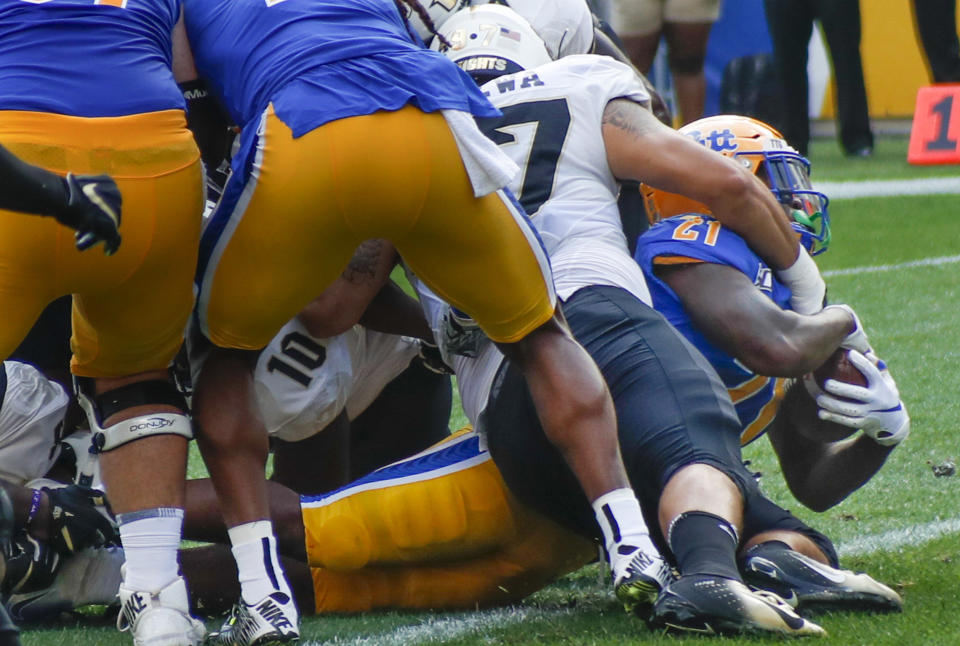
top-left (613, 547), bottom-right (676, 614)
top-left (208, 591), bottom-right (300, 646)
top-left (117, 576), bottom-right (205, 646)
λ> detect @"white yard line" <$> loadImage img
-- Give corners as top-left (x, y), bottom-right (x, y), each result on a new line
top-left (308, 607), bottom-right (569, 646)
top-left (818, 176), bottom-right (960, 199)
top-left (837, 517), bottom-right (960, 558)
top-left (823, 254), bottom-right (960, 277)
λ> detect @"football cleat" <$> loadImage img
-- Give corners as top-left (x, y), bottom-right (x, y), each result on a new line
top-left (650, 574), bottom-right (826, 637)
top-left (117, 576), bottom-right (205, 646)
top-left (739, 542), bottom-right (903, 613)
top-left (208, 591), bottom-right (299, 646)
top-left (613, 547), bottom-right (676, 615)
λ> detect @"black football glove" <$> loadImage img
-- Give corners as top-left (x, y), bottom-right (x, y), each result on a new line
top-left (417, 339), bottom-right (454, 375)
top-left (44, 485), bottom-right (118, 556)
top-left (59, 173), bottom-right (122, 256)
top-left (1, 533), bottom-right (60, 597)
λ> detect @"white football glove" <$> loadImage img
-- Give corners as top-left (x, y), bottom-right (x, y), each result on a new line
top-left (777, 247), bottom-right (826, 315)
top-left (815, 350), bottom-right (909, 447)
top-left (823, 303), bottom-right (873, 354)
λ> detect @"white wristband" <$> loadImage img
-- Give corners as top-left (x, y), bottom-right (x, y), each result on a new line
top-left (777, 247), bottom-right (826, 315)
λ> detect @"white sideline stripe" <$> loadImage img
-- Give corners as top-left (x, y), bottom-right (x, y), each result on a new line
top-left (305, 607), bottom-right (569, 646)
top-left (307, 517), bottom-right (960, 646)
top-left (817, 177), bottom-right (960, 200)
top-left (836, 517), bottom-right (960, 558)
top-left (823, 254), bottom-right (960, 277)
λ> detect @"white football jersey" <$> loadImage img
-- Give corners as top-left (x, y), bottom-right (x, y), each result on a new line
top-left (254, 318), bottom-right (419, 442)
top-left (412, 56), bottom-right (658, 428)
top-left (0, 361), bottom-right (68, 485)
top-left (478, 54), bottom-right (652, 304)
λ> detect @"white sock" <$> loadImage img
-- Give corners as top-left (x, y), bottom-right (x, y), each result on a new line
top-left (592, 488), bottom-right (658, 574)
top-left (117, 508), bottom-right (183, 593)
top-left (228, 520), bottom-right (292, 605)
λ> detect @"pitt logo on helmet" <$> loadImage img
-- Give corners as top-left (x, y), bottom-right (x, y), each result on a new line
top-left (686, 128), bottom-right (739, 153)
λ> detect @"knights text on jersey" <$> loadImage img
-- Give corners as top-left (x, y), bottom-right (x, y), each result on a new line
top-left (184, 0), bottom-right (497, 134)
top-left (0, 0), bottom-right (184, 117)
top-left (634, 214), bottom-right (794, 443)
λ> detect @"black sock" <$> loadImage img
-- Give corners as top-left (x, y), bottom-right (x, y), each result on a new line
top-left (667, 511), bottom-right (741, 581)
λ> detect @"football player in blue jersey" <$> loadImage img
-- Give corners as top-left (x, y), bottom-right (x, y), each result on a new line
top-left (178, 1), bottom-right (689, 641)
top-left (0, 4), bottom-right (206, 645)
top-left (635, 115), bottom-right (909, 513)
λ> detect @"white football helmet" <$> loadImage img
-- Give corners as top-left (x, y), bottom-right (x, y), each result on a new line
top-left (475, 0), bottom-right (595, 59)
top-left (432, 4), bottom-right (552, 83)
top-left (402, 0), bottom-right (472, 42)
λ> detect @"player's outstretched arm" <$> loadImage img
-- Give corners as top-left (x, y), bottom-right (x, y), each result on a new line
top-left (655, 261), bottom-right (852, 376)
top-left (0, 144), bottom-right (121, 255)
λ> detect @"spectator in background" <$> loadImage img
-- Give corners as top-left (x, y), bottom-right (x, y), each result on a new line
top-left (763, 0), bottom-right (874, 157)
top-left (610, 0), bottom-right (721, 124)
top-left (912, 0), bottom-right (960, 83)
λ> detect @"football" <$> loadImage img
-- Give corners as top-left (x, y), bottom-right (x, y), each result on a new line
top-left (812, 347), bottom-right (868, 394)
top-left (799, 348), bottom-right (868, 443)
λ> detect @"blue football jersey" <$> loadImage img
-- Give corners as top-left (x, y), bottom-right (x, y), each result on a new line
top-left (0, 0), bottom-right (184, 117)
top-left (634, 214), bottom-right (794, 444)
top-left (184, 0), bottom-right (498, 136)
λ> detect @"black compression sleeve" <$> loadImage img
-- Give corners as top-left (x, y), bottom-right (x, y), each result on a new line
top-left (179, 79), bottom-right (234, 170)
top-left (0, 143), bottom-right (70, 216)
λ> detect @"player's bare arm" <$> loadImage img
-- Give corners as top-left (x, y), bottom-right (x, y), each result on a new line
top-left (601, 99), bottom-right (801, 270)
top-left (767, 381), bottom-right (896, 511)
top-left (297, 239), bottom-right (398, 338)
top-left (655, 261), bottom-right (852, 376)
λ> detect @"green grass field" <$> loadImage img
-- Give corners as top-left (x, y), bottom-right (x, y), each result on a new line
top-left (19, 134), bottom-right (960, 645)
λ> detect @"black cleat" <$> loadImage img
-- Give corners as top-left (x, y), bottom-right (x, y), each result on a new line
top-left (650, 574), bottom-right (826, 637)
top-left (740, 542), bottom-right (902, 614)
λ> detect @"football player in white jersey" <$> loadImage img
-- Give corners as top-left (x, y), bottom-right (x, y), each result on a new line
top-left (427, 4), bottom-right (836, 636)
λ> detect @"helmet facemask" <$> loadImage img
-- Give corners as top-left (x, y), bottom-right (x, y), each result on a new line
top-left (750, 151), bottom-right (831, 256)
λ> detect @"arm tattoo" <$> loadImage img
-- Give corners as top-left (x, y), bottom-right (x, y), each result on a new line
top-left (601, 99), bottom-right (660, 140)
top-left (341, 238), bottom-right (385, 284)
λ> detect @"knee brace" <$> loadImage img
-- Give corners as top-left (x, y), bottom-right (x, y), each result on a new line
top-left (74, 378), bottom-right (194, 452)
